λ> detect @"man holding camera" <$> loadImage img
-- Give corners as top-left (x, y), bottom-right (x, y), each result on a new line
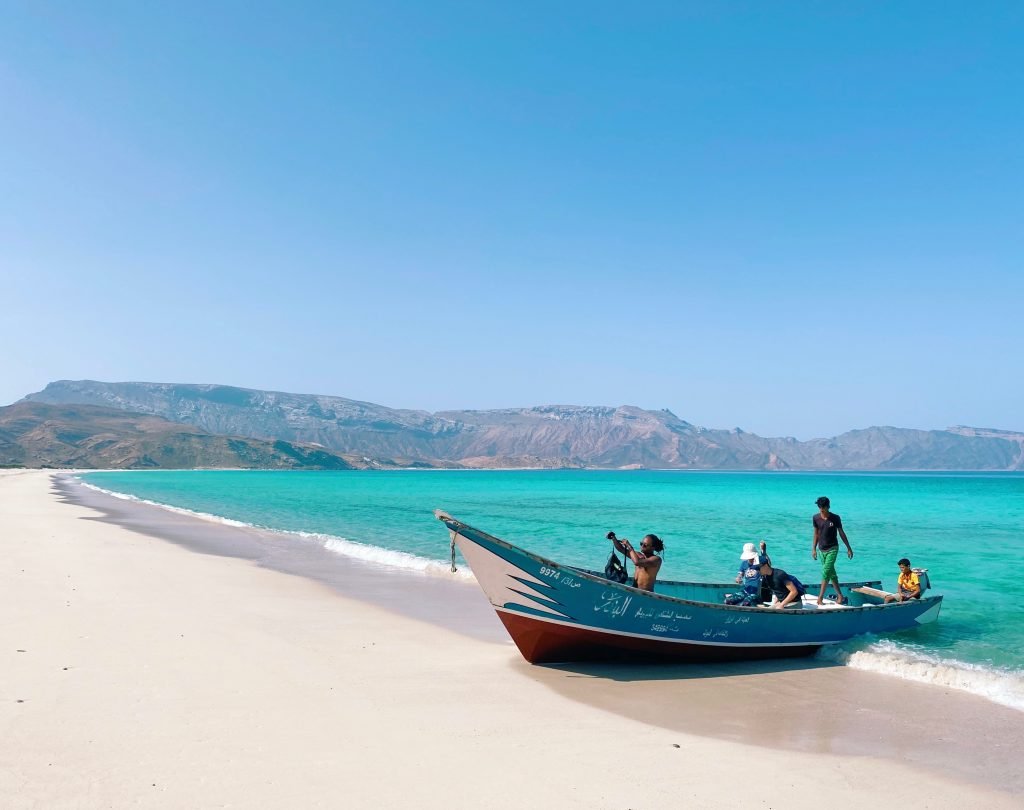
top-left (608, 532), bottom-right (664, 592)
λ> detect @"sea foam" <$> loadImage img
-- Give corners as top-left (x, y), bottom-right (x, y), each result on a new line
top-left (80, 481), bottom-right (251, 527)
top-left (818, 638), bottom-right (1024, 712)
top-left (78, 480), bottom-right (477, 582)
top-left (308, 533), bottom-right (476, 581)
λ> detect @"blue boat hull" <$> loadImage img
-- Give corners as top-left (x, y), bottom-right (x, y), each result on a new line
top-left (437, 512), bottom-right (942, 665)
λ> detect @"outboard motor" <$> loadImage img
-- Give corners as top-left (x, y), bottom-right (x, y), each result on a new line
top-left (913, 568), bottom-right (931, 593)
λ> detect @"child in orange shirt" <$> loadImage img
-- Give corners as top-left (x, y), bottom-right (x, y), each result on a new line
top-left (885, 558), bottom-right (921, 602)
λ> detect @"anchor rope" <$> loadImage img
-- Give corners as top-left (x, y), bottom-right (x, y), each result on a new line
top-left (449, 531), bottom-right (458, 573)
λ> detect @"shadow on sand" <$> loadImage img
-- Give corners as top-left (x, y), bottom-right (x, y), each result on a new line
top-left (531, 654), bottom-right (838, 683)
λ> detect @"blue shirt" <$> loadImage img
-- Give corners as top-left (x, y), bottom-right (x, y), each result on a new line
top-left (737, 559), bottom-right (763, 595)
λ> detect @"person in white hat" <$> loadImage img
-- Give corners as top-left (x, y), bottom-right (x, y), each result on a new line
top-left (735, 541), bottom-right (770, 603)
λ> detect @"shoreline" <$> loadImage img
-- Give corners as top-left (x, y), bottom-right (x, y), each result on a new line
top-left (2, 470), bottom-right (1021, 807)
top-left (72, 471), bottom-right (1024, 713)
top-left (38, 465), bottom-right (1024, 473)
top-left (56, 475), bottom-right (1024, 785)
top-left (60, 474), bottom-right (1024, 781)
top-left (60, 475), bottom-right (503, 646)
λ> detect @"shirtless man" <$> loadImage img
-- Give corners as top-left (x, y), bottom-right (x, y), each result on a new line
top-left (610, 533), bottom-right (664, 592)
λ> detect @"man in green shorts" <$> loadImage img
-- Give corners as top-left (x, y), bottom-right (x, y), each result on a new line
top-left (812, 496), bottom-right (854, 605)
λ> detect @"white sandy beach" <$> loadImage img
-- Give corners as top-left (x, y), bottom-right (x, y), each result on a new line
top-left (1, 470), bottom-right (1020, 809)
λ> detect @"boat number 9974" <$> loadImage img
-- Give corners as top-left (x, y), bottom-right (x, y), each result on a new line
top-left (539, 567), bottom-right (560, 579)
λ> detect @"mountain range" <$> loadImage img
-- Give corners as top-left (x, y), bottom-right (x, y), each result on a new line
top-left (8, 379), bottom-right (1023, 471)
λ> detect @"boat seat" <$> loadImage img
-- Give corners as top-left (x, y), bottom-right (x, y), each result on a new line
top-left (852, 586), bottom-right (893, 597)
top-left (852, 586), bottom-right (894, 603)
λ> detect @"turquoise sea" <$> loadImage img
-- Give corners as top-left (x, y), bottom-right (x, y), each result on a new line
top-left (80, 469), bottom-right (1024, 710)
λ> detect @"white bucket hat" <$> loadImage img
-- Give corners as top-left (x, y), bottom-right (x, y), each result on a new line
top-left (740, 542), bottom-right (758, 561)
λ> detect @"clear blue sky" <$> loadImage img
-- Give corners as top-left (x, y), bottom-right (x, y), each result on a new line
top-left (3, 2), bottom-right (1021, 438)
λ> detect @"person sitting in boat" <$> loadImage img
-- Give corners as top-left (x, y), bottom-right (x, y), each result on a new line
top-left (757, 558), bottom-right (806, 609)
top-left (884, 558), bottom-right (921, 602)
top-left (610, 533), bottom-right (663, 592)
top-left (735, 542), bottom-right (771, 603)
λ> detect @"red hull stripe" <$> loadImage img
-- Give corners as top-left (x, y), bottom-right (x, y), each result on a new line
top-left (497, 609), bottom-right (822, 664)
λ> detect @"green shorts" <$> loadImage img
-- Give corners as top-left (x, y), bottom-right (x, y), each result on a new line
top-left (819, 546), bottom-right (839, 580)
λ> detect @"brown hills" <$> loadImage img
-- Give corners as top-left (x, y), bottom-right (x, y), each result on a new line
top-left (0, 401), bottom-right (364, 470)
top-left (14, 380), bottom-right (1024, 470)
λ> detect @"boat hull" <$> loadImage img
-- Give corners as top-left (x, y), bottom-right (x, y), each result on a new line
top-left (497, 609), bottom-right (822, 664)
top-left (438, 512), bottom-right (942, 665)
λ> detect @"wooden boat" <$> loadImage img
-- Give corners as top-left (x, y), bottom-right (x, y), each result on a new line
top-left (436, 510), bottom-right (942, 665)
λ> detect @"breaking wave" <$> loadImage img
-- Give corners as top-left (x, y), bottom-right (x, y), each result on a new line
top-left (818, 638), bottom-right (1024, 712)
top-left (312, 534), bottom-right (475, 581)
top-left (77, 479), bottom-right (476, 582)
top-left (79, 481), bottom-right (250, 526)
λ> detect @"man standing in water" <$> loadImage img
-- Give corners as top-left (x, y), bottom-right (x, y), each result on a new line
top-left (812, 496), bottom-right (853, 605)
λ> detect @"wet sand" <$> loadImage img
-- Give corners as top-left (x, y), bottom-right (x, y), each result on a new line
top-left (1, 470), bottom-right (1020, 808)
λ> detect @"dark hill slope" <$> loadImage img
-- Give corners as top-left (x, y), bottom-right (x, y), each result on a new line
top-left (0, 401), bottom-right (357, 469)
